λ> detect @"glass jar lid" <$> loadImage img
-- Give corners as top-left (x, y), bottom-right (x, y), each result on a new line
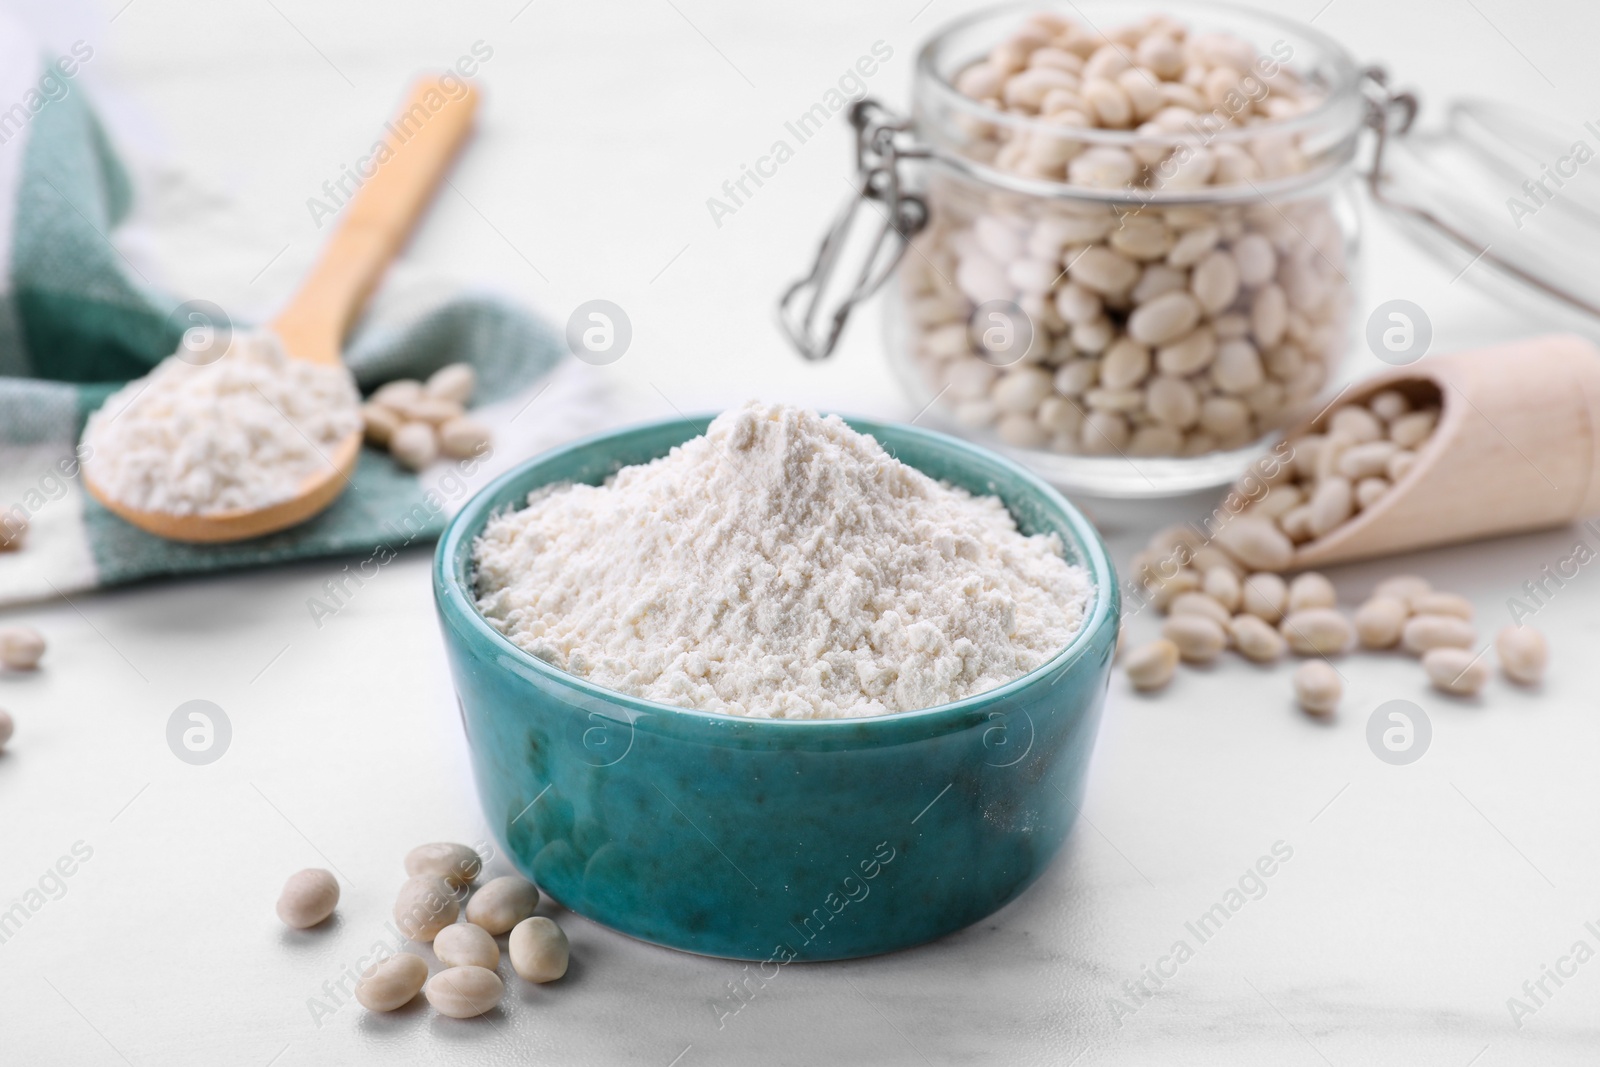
top-left (1368, 89), bottom-right (1600, 336)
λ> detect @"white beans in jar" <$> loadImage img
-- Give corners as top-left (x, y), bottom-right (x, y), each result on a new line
top-left (896, 7), bottom-right (1358, 468)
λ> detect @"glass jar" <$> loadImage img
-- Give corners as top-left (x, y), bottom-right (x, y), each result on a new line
top-left (793, 2), bottom-right (1368, 498)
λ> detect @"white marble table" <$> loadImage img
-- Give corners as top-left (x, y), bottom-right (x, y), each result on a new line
top-left (3, 0), bottom-right (1598, 1063)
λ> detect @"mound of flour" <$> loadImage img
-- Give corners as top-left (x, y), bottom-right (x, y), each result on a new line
top-left (82, 331), bottom-right (361, 515)
top-left (473, 402), bottom-right (1094, 719)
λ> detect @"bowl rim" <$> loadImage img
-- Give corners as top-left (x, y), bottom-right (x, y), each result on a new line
top-left (433, 411), bottom-right (1120, 731)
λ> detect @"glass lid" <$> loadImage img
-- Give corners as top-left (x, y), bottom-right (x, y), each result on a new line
top-left (1370, 92), bottom-right (1600, 338)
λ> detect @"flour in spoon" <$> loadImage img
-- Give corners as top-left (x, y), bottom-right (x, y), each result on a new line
top-left (82, 331), bottom-right (361, 515)
top-left (472, 402), bottom-right (1094, 719)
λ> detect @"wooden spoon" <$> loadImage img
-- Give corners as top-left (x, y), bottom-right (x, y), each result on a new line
top-left (84, 77), bottom-right (479, 543)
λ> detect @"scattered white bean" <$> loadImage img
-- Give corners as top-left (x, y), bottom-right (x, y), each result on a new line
top-left (405, 842), bottom-right (483, 887)
top-left (1125, 639), bottom-right (1180, 690)
top-left (439, 418), bottom-right (493, 460)
top-left (425, 965), bottom-right (504, 1019)
top-left (389, 422), bottom-right (439, 471)
top-left (1229, 614), bottom-right (1286, 663)
top-left (1215, 517), bottom-right (1293, 572)
top-left (0, 627), bottom-right (45, 671)
top-left (362, 403), bottom-right (400, 447)
top-left (1203, 566), bottom-right (1242, 612)
top-left (1400, 614), bottom-right (1476, 655)
top-left (1374, 575), bottom-right (1431, 606)
top-left (1293, 661), bottom-right (1341, 716)
top-left (371, 379), bottom-right (424, 410)
top-left (466, 876), bottom-right (540, 935)
top-left (1240, 572), bottom-right (1288, 622)
top-left (394, 874), bottom-right (460, 942)
top-left (1495, 625), bottom-right (1547, 685)
top-left (1161, 614), bottom-right (1227, 663)
top-left (1411, 592), bottom-right (1473, 621)
top-left (509, 916), bottom-right (570, 983)
top-left (1354, 596), bottom-right (1408, 649)
top-left (276, 868), bottom-right (339, 930)
top-left (1280, 608), bottom-right (1353, 656)
top-left (426, 363), bottom-right (477, 404)
top-left (356, 953), bottom-right (429, 1013)
top-left (1423, 647), bottom-right (1489, 696)
top-left (1169, 591), bottom-right (1232, 627)
top-left (1286, 572), bottom-right (1335, 613)
top-left (434, 922), bottom-right (500, 970)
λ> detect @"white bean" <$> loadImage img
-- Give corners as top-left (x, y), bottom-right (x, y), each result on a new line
top-left (1337, 441), bottom-right (1398, 480)
top-left (1155, 327), bottom-right (1217, 376)
top-left (277, 868), bottom-right (339, 929)
top-left (1241, 572), bottom-right (1288, 622)
top-left (1307, 477), bottom-right (1353, 538)
top-left (1229, 614), bottom-right (1286, 663)
top-left (1068, 146), bottom-right (1139, 189)
top-left (1100, 338), bottom-right (1152, 389)
top-left (1354, 596), bottom-right (1408, 649)
top-left (1191, 250), bottom-right (1240, 315)
top-left (1400, 615), bottom-right (1476, 655)
top-left (1293, 661), bottom-right (1342, 716)
top-left (1389, 410), bottom-right (1437, 449)
top-left (394, 874), bottom-right (460, 942)
top-left (405, 842), bottom-right (483, 887)
top-left (0, 708), bottom-right (12, 751)
top-left (362, 403), bottom-right (400, 447)
top-left (1412, 592), bottom-right (1473, 620)
top-left (356, 953), bottom-right (429, 1013)
top-left (425, 965), bottom-right (504, 1019)
top-left (1387, 449), bottom-right (1419, 482)
top-left (426, 363), bottom-right (477, 404)
top-left (1211, 340), bottom-right (1264, 394)
top-left (1280, 608), bottom-right (1353, 656)
top-left (390, 422), bottom-right (439, 471)
top-left (1367, 389), bottom-right (1409, 422)
top-left (434, 922), bottom-right (500, 970)
top-left (1169, 592), bottom-right (1232, 627)
top-left (1166, 225), bottom-right (1219, 268)
top-left (1231, 234), bottom-right (1276, 286)
top-left (371, 379), bottom-right (424, 410)
top-left (440, 418), bottom-right (493, 460)
top-left (1203, 566), bottom-right (1242, 612)
top-left (1215, 517), bottom-right (1293, 571)
top-left (1069, 246), bottom-right (1140, 294)
top-left (992, 367), bottom-right (1054, 413)
top-left (1161, 614), bottom-right (1227, 663)
top-left (466, 876), bottom-right (540, 935)
top-left (1287, 572), bottom-right (1336, 612)
top-left (1354, 477), bottom-right (1390, 510)
top-left (1423, 647), bottom-right (1489, 696)
top-left (0, 627), bottom-right (45, 671)
top-left (1496, 625), bottom-right (1548, 685)
top-left (509, 916), bottom-right (570, 983)
top-left (1374, 575), bottom-right (1430, 606)
top-left (1127, 291), bottom-right (1202, 346)
top-left (1125, 639), bottom-right (1180, 690)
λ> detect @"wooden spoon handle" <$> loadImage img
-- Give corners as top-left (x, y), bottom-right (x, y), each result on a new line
top-left (273, 78), bottom-right (480, 365)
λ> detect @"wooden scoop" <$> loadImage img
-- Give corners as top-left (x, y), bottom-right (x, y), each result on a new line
top-left (84, 78), bottom-right (479, 543)
top-left (1286, 334), bottom-right (1600, 568)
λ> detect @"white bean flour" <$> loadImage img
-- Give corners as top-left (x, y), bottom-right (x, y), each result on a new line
top-left (82, 331), bottom-right (361, 515)
top-left (472, 402), bottom-right (1094, 719)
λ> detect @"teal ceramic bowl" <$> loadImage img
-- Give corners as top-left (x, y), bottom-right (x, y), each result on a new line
top-left (433, 414), bottom-right (1119, 961)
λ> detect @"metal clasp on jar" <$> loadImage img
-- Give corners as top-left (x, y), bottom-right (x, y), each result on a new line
top-left (778, 99), bottom-right (929, 361)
